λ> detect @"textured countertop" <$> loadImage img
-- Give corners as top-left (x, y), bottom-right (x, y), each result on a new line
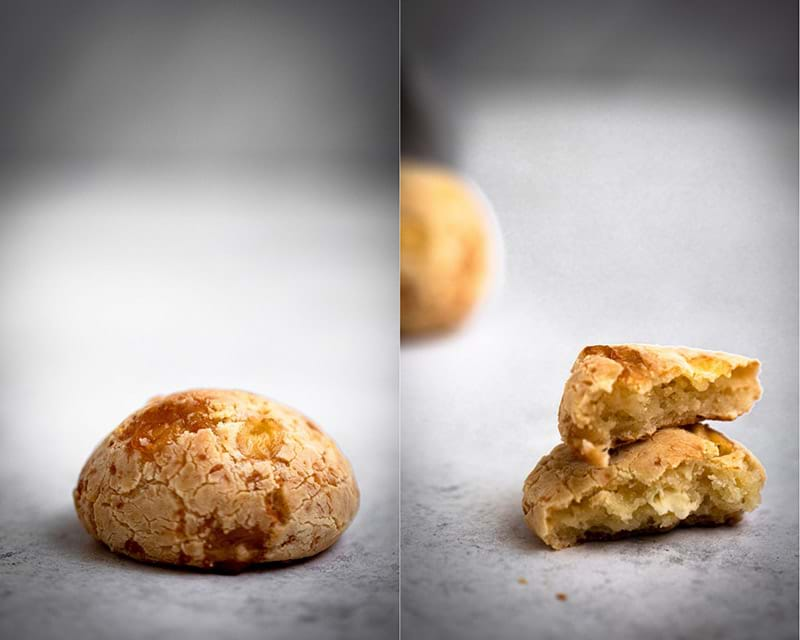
top-left (0, 167), bottom-right (399, 640)
top-left (401, 84), bottom-right (798, 640)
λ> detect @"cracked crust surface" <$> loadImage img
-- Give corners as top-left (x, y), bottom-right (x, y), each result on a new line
top-left (522, 425), bottom-right (765, 550)
top-left (73, 389), bottom-right (359, 570)
top-left (400, 160), bottom-right (490, 335)
top-left (558, 344), bottom-right (761, 466)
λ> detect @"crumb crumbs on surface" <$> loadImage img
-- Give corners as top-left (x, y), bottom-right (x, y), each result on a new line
top-left (556, 593), bottom-right (567, 601)
top-left (517, 577), bottom-right (528, 585)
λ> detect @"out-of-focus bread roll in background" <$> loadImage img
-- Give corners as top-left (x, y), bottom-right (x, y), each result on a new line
top-left (400, 161), bottom-right (492, 335)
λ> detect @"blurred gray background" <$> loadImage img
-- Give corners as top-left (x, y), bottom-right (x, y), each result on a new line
top-left (0, 3), bottom-right (398, 640)
top-left (0, 0), bottom-right (396, 164)
top-left (402, 2), bottom-right (798, 639)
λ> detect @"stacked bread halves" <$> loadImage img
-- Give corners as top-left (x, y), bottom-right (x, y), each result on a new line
top-left (522, 344), bottom-right (765, 550)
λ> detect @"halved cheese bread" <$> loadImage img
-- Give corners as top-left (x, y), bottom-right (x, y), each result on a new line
top-left (522, 424), bottom-right (765, 550)
top-left (558, 344), bottom-right (761, 466)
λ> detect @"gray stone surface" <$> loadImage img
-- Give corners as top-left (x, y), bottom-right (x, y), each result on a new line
top-left (0, 168), bottom-right (399, 640)
top-left (401, 85), bottom-right (798, 640)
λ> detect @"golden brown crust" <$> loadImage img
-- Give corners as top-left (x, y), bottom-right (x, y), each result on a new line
top-left (73, 390), bottom-right (359, 570)
top-left (400, 160), bottom-right (490, 335)
top-left (558, 344), bottom-right (762, 466)
top-left (522, 425), bottom-right (765, 550)
top-left (574, 345), bottom-right (757, 392)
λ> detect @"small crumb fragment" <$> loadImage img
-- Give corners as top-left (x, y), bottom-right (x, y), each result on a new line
top-left (517, 577), bottom-right (528, 585)
top-left (556, 593), bottom-right (567, 601)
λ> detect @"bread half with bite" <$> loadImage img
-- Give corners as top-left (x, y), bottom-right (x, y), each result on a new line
top-left (523, 424), bottom-right (765, 550)
top-left (558, 344), bottom-right (761, 466)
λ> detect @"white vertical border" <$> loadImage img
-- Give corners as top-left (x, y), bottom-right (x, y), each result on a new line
top-left (397, 0), bottom-right (403, 637)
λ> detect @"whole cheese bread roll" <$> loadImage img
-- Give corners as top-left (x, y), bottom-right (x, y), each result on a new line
top-left (401, 160), bottom-right (490, 335)
top-left (558, 344), bottom-right (761, 466)
top-left (522, 424), bottom-right (765, 550)
top-left (74, 390), bottom-right (359, 570)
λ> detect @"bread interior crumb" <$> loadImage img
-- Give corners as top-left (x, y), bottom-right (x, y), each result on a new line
top-left (550, 442), bottom-right (761, 547)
